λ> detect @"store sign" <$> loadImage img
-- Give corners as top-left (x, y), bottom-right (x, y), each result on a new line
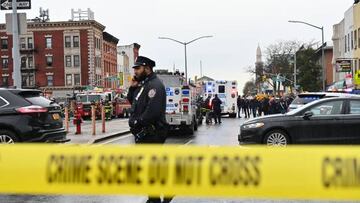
top-left (336, 59), bottom-right (352, 72)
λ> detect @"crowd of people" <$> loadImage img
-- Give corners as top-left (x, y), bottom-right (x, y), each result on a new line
top-left (237, 94), bottom-right (294, 119)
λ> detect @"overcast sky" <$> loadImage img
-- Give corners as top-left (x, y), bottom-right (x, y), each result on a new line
top-left (0, 0), bottom-right (354, 90)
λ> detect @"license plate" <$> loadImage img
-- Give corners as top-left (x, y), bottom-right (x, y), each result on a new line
top-left (52, 113), bottom-right (60, 120)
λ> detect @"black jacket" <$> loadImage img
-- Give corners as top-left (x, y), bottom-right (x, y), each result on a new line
top-left (127, 73), bottom-right (167, 129)
top-left (212, 97), bottom-right (222, 113)
top-left (237, 97), bottom-right (244, 108)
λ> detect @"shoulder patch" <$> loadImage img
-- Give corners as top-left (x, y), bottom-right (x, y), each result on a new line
top-left (148, 89), bottom-right (156, 98)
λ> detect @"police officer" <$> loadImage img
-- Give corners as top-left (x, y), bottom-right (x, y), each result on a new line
top-left (127, 56), bottom-right (171, 203)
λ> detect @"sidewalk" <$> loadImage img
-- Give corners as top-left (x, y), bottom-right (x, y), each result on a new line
top-left (66, 118), bottom-right (130, 144)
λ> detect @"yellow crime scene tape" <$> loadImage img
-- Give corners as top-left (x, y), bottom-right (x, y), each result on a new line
top-left (0, 144), bottom-right (360, 201)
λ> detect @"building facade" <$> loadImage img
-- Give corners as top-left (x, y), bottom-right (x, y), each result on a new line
top-left (117, 43), bottom-right (140, 89)
top-left (0, 19), bottom-right (119, 97)
top-left (315, 42), bottom-right (334, 86)
top-left (102, 32), bottom-right (119, 89)
top-left (332, 1), bottom-right (360, 89)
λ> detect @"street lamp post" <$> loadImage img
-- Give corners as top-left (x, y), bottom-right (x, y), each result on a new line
top-left (158, 35), bottom-right (213, 83)
top-left (288, 20), bottom-right (325, 92)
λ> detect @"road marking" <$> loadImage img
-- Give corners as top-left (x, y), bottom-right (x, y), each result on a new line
top-left (184, 139), bottom-right (193, 145)
top-left (98, 133), bottom-right (133, 145)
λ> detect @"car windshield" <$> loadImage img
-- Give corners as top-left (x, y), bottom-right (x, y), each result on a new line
top-left (291, 95), bottom-right (324, 105)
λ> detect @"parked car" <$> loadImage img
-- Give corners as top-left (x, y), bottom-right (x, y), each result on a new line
top-left (0, 89), bottom-right (68, 144)
top-left (288, 92), bottom-right (360, 111)
top-left (239, 97), bottom-right (360, 146)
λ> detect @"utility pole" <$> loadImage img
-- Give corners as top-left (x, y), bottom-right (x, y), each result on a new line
top-left (321, 27), bottom-right (325, 92)
top-left (12, 0), bottom-right (21, 89)
top-left (294, 52), bottom-right (297, 90)
top-left (158, 35), bottom-right (213, 83)
top-left (288, 20), bottom-right (326, 91)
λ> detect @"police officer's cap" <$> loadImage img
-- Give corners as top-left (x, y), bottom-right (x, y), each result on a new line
top-left (132, 56), bottom-right (156, 69)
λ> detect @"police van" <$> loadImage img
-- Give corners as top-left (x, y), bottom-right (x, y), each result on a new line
top-left (202, 80), bottom-right (238, 118)
top-left (157, 70), bottom-right (199, 135)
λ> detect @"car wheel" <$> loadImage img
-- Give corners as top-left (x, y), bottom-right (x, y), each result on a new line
top-left (229, 113), bottom-right (237, 118)
top-left (0, 130), bottom-right (18, 144)
top-left (187, 123), bottom-right (195, 135)
top-left (264, 130), bottom-right (289, 146)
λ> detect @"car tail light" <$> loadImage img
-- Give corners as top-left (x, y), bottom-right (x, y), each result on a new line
top-left (182, 98), bottom-right (190, 103)
top-left (183, 105), bottom-right (189, 112)
top-left (16, 105), bottom-right (48, 114)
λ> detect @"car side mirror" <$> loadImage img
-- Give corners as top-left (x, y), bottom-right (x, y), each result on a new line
top-left (303, 111), bottom-right (313, 119)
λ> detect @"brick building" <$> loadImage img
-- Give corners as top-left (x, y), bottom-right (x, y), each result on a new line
top-left (102, 32), bottom-right (119, 89)
top-left (0, 19), bottom-right (118, 98)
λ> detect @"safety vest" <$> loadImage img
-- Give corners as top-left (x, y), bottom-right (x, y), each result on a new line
top-left (355, 70), bottom-right (360, 86)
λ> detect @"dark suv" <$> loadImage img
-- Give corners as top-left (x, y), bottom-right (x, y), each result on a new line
top-left (0, 89), bottom-right (68, 144)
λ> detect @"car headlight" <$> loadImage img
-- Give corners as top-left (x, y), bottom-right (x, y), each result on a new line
top-left (242, 122), bottom-right (264, 129)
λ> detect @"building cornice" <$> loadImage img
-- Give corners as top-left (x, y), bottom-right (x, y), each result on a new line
top-left (0, 20), bottom-right (106, 32)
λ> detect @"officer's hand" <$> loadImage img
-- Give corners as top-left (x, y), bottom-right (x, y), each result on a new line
top-left (130, 77), bottom-right (139, 87)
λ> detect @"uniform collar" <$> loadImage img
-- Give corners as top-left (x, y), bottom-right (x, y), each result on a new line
top-left (140, 72), bottom-right (156, 85)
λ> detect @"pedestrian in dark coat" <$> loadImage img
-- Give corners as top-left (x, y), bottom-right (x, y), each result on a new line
top-left (212, 94), bottom-right (222, 124)
top-left (243, 96), bottom-right (250, 118)
top-left (250, 98), bottom-right (259, 118)
top-left (237, 95), bottom-right (243, 118)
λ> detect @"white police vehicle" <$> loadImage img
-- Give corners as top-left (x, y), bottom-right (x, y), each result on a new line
top-left (202, 80), bottom-right (238, 118)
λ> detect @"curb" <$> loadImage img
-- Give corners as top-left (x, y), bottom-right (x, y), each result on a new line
top-left (92, 130), bottom-right (131, 144)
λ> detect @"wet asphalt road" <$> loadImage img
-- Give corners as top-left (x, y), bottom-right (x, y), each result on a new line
top-left (0, 117), bottom-right (357, 203)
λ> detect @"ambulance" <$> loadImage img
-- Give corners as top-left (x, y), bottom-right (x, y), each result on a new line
top-left (157, 70), bottom-right (200, 135)
top-left (202, 80), bottom-right (238, 118)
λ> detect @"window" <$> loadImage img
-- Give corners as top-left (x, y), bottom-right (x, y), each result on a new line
top-left (2, 58), bottom-right (9, 69)
top-left (47, 75), bottom-right (53, 86)
top-left (28, 57), bottom-right (33, 68)
top-left (66, 74), bottom-right (72, 86)
top-left (65, 56), bottom-right (72, 67)
top-left (65, 36), bottom-right (71, 48)
top-left (218, 85), bottom-right (225, 93)
top-left (355, 30), bottom-right (358, 50)
top-left (21, 75), bottom-right (27, 87)
top-left (29, 74), bottom-right (34, 86)
top-left (74, 55), bottom-right (80, 67)
top-left (21, 57), bottom-right (27, 68)
top-left (348, 33), bottom-right (350, 52)
top-left (2, 76), bottom-right (8, 87)
top-left (0, 97), bottom-right (7, 107)
top-left (73, 36), bottom-right (79, 47)
top-left (46, 56), bottom-right (53, 66)
top-left (20, 38), bottom-right (26, 49)
top-left (351, 31), bottom-right (354, 50)
top-left (358, 28), bottom-right (360, 48)
top-left (1, 39), bottom-right (8, 49)
top-left (74, 74), bottom-right (80, 85)
top-left (45, 37), bottom-right (52, 49)
top-left (345, 35), bottom-right (347, 53)
top-left (308, 101), bottom-right (343, 116)
top-left (28, 37), bottom-right (33, 49)
top-left (350, 100), bottom-right (360, 114)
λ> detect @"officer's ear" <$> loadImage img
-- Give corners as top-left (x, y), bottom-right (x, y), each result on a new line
top-left (144, 66), bottom-right (153, 73)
